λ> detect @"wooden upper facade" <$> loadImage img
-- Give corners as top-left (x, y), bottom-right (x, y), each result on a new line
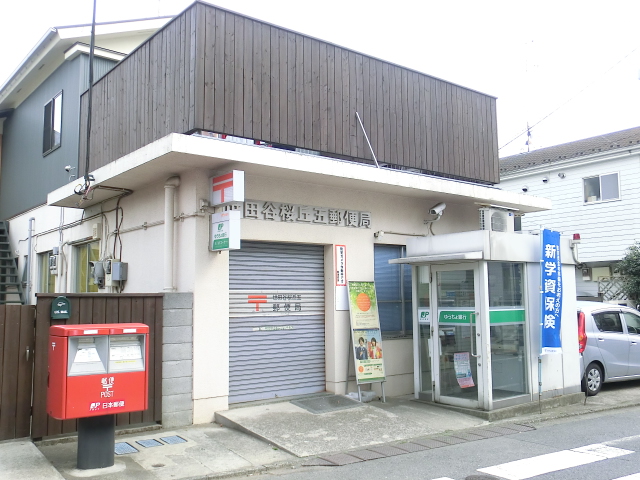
top-left (80, 1), bottom-right (500, 185)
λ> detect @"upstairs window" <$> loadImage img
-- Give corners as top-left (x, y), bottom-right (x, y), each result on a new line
top-left (43, 91), bottom-right (62, 155)
top-left (583, 173), bottom-right (619, 203)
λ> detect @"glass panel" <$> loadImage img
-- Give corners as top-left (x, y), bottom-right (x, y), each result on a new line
top-left (488, 262), bottom-right (527, 400)
top-left (374, 245), bottom-right (411, 336)
top-left (593, 312), bottom-right (623, 333)
top-left (419, 323), bottom-right (432, 397)
top-left (600, 173), bottom-right (619, 201)
top-left (623, 312), bottom-right (640, 335)
top-left (417, 267), bottom-right (431, 398)
top-left (583, 176), bottom-right (600, 202)
top-left (437, 270), bottom-right (478, 401)
top-left (76, 243), bottom-right (100, 293)
top-left (490, 323), bottom-right (527, 399)
top-left (76, 245), bottom-right (88, 292)
top-left (88, 243), bottom-right (99, 293)
top-left (488, 263), bottom-right (523, 307)
top-left (39, 252), bottom-right (55, 293)
top-left (43, 101), bottom-right (52, 153)
top-left (52, 93), bottom-right (62, 148)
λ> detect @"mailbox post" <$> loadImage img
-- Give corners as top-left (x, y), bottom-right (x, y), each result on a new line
top-left (47, 323), bottom-right (149, 469)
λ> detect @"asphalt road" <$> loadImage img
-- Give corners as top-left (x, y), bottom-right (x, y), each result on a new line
top-left (247, 406), bottom-right (640, 480)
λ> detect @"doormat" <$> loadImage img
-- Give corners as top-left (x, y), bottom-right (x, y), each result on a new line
top-left (291, 395), bottom-right (363, 414)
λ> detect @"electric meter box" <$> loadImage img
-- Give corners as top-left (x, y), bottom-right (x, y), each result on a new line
top-left (47, 323), bottom-right (149, 420)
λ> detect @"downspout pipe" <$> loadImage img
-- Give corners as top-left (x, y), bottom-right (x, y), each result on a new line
top-left (25, 217), bottom-right (35, 304)
top-left (164, 176), bottom-right (180, 292)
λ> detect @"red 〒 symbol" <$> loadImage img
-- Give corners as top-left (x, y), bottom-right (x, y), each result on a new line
top-left (248, 295), bottom-right (267, 312)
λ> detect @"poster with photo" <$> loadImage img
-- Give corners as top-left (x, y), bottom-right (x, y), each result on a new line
top-left (348, 281), bottom-right (386, 383)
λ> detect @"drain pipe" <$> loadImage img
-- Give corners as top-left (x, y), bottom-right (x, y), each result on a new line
top-left (164, 177), bottom-right (180, 292)
top-left (25, 217), bottom-right (35, 304)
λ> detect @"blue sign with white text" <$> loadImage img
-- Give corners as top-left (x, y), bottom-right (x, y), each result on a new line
top-left (541, 229), bottom-right (562, 354)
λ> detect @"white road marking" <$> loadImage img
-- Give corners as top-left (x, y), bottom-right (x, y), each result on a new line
top-left (613, 474), bottom-right (640, 480)
top-left (478, 444), bottom-right (633, 480)
top-left (431, 478), bottom-right (455, 480)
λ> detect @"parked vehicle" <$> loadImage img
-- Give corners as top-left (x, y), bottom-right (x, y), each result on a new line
top-left (577, 301), bottom-right (640, 395)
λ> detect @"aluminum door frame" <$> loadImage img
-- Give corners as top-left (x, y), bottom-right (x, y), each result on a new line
top-left (430, 262), bottom-right (488, 410)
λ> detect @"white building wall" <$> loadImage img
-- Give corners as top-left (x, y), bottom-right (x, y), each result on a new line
top-left (9, 166), bottom-right (483, 423)
top-left (499, 153), bottom-right (640, 262)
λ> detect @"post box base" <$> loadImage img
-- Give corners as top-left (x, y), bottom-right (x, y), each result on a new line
top-left (77, 414), bottom-right (115, 469)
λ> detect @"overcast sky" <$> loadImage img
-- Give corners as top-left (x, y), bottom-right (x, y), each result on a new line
top-left (2, 0), bottom-right (639, 158)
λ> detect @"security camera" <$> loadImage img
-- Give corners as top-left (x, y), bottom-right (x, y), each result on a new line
top-left (542, 176), bottom-right (549, 183)
top-left (64, 165), bottom-right (73, 172)
top-left (522, 186), bottom-right (529, 193)
top-left (429, 202), bottom-right (446, 215)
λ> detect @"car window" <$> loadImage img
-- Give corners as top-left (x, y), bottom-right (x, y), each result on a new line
top-left (622, 312), bottom-right (640, 335)
top-left (592, 312), bottom-right (624, 333)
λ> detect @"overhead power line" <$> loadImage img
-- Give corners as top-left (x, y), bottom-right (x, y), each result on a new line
top-left (499, 44), bottom-right (640, 152)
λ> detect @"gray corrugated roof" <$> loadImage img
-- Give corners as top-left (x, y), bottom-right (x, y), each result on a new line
top-left (499, 126), bottom-right (640, 175)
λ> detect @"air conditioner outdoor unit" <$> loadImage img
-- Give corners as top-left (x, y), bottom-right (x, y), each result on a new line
top-left (479, 208), bottom-right (514, 233)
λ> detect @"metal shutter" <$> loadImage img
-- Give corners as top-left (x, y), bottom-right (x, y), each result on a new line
top-left (229, 242), bottom-right (325, 403)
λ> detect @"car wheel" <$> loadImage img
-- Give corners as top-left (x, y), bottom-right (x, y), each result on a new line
top-left (582, 362), bottom-right (603, 396)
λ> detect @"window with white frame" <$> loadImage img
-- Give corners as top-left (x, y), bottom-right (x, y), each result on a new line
top-left (75, 242), bottom-right (100, 292)
top-left (38, 252), bottom-right (56, 293)
top-left (583, 173), bottom-right (619, 203)
top-left (43, 91), bottom-right (62, 155)
top-left (374, 244), bottom-right (413, 337)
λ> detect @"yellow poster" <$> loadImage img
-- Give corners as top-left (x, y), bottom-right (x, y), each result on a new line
top-left (348, 281), bottom-right (386, 383)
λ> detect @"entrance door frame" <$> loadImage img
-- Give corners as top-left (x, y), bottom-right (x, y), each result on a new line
top-left (413, 261), bottom-right (492, 410)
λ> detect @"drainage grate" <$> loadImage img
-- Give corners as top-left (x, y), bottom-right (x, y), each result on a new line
top-left (413, 438), bottom-right (449, 449)
top-left (450, 432), bottom-right (487, 442)
top-left (432, 436), bottom-right (468, 445)
top-left (349, 449), bottom-right (387, 461)
top-left (291, 395), bottom-right (362, 414)
top-left (395, 442), bottom-right (430, 453)
top-left (137, 439), bottom-right (163, 448)
top-left (115, 442), bottom-right (139, 455)
top-left (161, 435), bottom-right (188, 445)
top-left (366, 445), bottom-right (407, 457)
top-left (319, 453), bottom-right (362, 466)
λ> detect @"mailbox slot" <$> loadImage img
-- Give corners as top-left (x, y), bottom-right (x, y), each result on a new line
top-left (109, 335), bottom-right (145, 373)
top-left (68, 336), bottom-right (108, 376)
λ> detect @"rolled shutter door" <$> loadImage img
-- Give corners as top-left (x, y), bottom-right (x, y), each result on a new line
top-left (229, 242), bottom-right (325, 403)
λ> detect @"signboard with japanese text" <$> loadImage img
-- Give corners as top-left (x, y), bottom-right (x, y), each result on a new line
top-left (335, 245), bottom-right (349, 311)
top-left (541, 229), bottom-right (562, 354)
top-left (348, 281), bottom-right (386, 384)
top-left (229, 290), bottom-right (324, 317)
top-left (210, 170), bottom-right (245, 206)
top-left (210, 211), bottom-right (241, 251)
top-left (244, 200), bottom-right (371, 228)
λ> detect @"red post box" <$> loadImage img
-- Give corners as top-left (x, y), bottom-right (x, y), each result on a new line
top-left (47, 323), bottom-right (149, 420)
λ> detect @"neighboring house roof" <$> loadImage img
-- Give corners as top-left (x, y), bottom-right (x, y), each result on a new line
top-left (0, 17), bottom-right (172, 110)
top-left (500, 126), bottom-right (640, 175)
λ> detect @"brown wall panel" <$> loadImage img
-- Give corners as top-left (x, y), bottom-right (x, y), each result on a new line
top-left (79, 2), bottom-right (499, 184)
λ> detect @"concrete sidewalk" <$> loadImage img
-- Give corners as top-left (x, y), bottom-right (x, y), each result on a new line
top-left (2, 380), bottom-right (638, 480)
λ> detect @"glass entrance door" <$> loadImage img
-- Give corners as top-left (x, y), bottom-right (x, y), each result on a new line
top-left (433, 265), bottom-right (481, 408)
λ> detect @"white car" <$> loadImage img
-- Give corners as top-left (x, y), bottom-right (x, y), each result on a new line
top-left (577, 301), bottom-right (640, 395)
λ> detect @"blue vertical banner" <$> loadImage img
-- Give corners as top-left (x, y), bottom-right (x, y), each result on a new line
top-left (541, 229), bottom-right (562, 354)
